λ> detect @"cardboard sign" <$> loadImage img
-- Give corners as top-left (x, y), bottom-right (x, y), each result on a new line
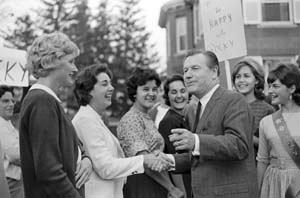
top-left (200, 0), bottom-right (247, 61)
top-left (0, 47), bottom-right (29, 87)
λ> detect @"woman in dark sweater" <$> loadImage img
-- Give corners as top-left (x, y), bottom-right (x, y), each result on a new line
top-left (19, 32), bottom-right (92, 198)
top-left (232, 57), bottom-right (275, 159)
top-left (158, 74), bottom-right (191, 198)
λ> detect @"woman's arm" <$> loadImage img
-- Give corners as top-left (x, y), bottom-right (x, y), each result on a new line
top-left (159, 115), bottom-right (187, 196)
top-left (138, 151), bottom-right (184, 198)
top-left (73, 117), bottom-right (145, 179)
top-left (257, 161), bottom-right (267, 192)
top-left (117, 113), bottom-right (183, 197)
top-left (0, 124), bottom-right (20, 166)
top-left (0, 143), bottom-right (11, 198)
top-left (170, 174), bottom-right (187, 198)
top-left (256, 118), bottom-right (270, 193)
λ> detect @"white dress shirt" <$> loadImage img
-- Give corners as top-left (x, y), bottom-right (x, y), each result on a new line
top-left (192, 84), bottom-right (220, 156)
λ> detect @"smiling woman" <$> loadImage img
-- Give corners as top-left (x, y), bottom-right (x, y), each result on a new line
top-left (257, 63), bottom-right (300, 198)
top-left (19, 32), bottom-right (92, 198)
top-left (117, 67), bottom-right (184, 198)
top-left (0, 86), bottom-right (24, 198)
top-left (158, 74), bottom-right (191, 198)
top-left (72, 64), bottom-right (164, 198)
top-left (232, 57), bottom-right (274, 159)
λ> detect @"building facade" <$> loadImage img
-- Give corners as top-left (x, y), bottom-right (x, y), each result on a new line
top-left (159, 0), bottom-right (300, 88)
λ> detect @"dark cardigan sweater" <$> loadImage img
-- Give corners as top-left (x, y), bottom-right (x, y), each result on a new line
top-left (19, 89), bottom-right (84, 198)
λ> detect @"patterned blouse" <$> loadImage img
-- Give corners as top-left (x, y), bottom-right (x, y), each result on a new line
top-left (117, 105), bottom-right (165, 157)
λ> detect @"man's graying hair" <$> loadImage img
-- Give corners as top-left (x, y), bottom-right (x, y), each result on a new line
top-left (183, 49), bottom-right (220, 76)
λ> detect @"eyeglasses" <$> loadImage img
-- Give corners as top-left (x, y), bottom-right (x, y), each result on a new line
top-left (0, 99), bottom-right (16, 105)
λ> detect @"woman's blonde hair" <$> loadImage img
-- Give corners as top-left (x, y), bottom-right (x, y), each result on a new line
top-left (26, 32), bottom-right (79, 78)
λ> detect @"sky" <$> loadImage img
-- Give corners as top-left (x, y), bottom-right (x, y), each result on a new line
top-left (0, 0), bottom-right (169, 72)
top-left (137, 0), bottom-right (170, 72)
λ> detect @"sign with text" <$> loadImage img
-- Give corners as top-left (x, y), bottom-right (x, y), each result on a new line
top-left (0, 47), bottom-right (28, 87)
top-left (200, 0), bottom-right (247, 61)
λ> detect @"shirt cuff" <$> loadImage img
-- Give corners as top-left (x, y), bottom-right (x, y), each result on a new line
top-left (166, 154), bottom-right (175, 171)
top-left (192, 134), bottom-right (200, 156)
top-left (133, 155), bottom-right (145, 175)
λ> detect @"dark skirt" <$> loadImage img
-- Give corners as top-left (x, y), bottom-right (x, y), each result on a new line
top-left (123, 174), bottom-right (168, 198)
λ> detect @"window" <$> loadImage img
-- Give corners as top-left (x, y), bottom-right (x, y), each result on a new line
top-left (176, 16), bottom-right (187, 53)
top-left (261, 0), bottom-right (291, 22)
top-left (166, 20), bottom-right (171, 57)
top-left (193, 2), bottom-right (200, 44)
top-left (263, 56), bottom-right (295, 71)
top-left (243, 0), bottom-right (300, 25)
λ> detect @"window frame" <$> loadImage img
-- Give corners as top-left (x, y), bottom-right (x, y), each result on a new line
top-left (175, 15), bottom-right (188, 54)
top-left (293, 0), bottom-right (300, 23)
top-left (166, 20), bottom-right (171, 57)
top-left (243, 0), bottom-right (297, 26)
top-left (260, 0), bottom-right (293, 25)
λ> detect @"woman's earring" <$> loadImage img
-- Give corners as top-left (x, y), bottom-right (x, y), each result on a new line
top-left (289, 94), bottom-right (293, 100)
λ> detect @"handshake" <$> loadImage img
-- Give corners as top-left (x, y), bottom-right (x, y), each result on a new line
top-left (143, 151), bottom-right (174, 172)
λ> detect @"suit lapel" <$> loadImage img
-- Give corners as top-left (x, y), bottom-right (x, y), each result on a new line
top-left (197, 87), bottom-right (224, 133)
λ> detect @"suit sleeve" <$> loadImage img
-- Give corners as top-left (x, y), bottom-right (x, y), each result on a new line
top-left (173, 153), bottom-right (191, 174)
top-left (29, 99), bottom-right (81, 198)
top-left (198, 94), bottom-right (253, 161)
top-left (74, 117), bottom-right (144, 179)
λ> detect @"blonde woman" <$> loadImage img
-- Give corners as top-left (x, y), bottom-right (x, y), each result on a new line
top-left (19, 32), bottom-right (92, 198)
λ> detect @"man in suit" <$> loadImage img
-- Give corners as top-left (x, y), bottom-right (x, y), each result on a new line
top-left (168, 50), bottom-right (258, 198)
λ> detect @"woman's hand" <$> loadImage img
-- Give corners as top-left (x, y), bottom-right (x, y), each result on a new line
top-left (144, 153), bottom-right (171, 172)
top-left (75, 157), bottom-right (92, 188)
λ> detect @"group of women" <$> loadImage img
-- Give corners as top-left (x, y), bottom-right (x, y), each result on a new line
top-left (0, 31), bottom-right (299, 198)
top-left (233, 59), bottom-right (300, 198)
top-left (72, 55), bottom-right (300, 198)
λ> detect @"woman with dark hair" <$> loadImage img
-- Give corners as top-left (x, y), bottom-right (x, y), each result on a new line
top-left (257, 63), bottom-right (300, 198)
top-left (117, 68), bottom-right (183, 198)
top-left (0, 86), bottom-right (24, 198)
top-left (158, 74), bottom-right (191, 198)
top-left (72, 64), bottom-right (163, 198)
top-left (232, 57), bottom-right (274, 157)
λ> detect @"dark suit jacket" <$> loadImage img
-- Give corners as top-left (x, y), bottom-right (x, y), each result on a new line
top-left (174, 87), bottom-right (258, 198)
top-left (19, 89), bottom-right (84, 198)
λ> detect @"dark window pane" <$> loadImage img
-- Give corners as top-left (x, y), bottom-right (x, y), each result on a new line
top-left (179, 36), bottom-right (186, 50)
top-left (262, 3), bottom-right (289, 21)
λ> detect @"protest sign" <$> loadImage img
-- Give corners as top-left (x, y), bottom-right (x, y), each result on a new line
top-left (200, 0), bottom-right (247, 61)
top-left (0, 47), bottom-right (28, 87)
top-left (200, 0), bottom-right (247, 89)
